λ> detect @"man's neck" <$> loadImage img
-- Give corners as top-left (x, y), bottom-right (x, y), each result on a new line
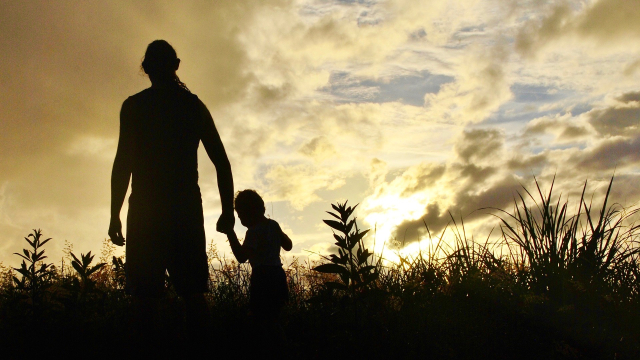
top-left (150, 81), bottom-right (173, 89)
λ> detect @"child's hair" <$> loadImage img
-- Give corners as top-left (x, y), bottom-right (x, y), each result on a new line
top-left (234, 189), bottom-right (265, 214)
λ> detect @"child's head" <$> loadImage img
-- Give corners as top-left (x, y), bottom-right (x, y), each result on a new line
top-left (234, 189), bottom-right (266, 228)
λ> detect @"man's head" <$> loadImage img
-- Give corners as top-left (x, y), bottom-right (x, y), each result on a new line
top-left (141, 39), bottom-right (189, 91)
top-left (234, 189), bottom-right (265, 228)
top-left (142, 40), bottom-right (179, 78)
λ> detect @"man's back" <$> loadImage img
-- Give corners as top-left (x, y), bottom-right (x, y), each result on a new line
top-left (126, 87), bottom-right (201, 205)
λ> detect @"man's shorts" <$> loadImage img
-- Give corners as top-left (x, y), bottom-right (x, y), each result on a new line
top-left (125, 196), bottom-right (209, 298)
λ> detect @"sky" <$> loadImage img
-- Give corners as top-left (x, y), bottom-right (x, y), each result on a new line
top-left (2, 0), bottom-right (640, 266)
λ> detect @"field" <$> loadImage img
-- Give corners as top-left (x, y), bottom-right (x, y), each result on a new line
top-left (1, 177), bottom-right (639, 359)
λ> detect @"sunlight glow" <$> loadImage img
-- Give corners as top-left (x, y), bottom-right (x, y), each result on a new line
top-left (361, 192), bottom-right (432, 261)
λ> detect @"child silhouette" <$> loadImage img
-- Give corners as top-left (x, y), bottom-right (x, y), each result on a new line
top-left (226, 189), bottom-right (292, 353)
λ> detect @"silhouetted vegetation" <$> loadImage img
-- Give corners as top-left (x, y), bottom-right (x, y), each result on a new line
top-left (0, 177), bottom-right (639, 359)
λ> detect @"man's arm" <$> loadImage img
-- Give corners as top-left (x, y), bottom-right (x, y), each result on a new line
top-left (198, 100), bottom-right (235, 233)
top-left (108, 99), bottom-right (134, 246)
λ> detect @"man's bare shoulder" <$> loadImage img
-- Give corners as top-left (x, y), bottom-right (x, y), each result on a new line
top-left (194, 96), bottom-right (208, 114)
top-left (121, 89), bottom-right (153, 112)
top-left (126, 88), bottom-right (154, 102)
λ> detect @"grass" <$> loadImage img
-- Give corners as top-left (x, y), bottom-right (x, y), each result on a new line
top-left (0, 176), bottom-right (639, 359)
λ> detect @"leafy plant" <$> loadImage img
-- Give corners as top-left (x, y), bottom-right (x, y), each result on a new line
top-left (313, 201), bottom-right (378, 296)
top-left (12, 229), bottom-right (54, 304)
top-left (68, 251), bottom-right (106, 299)
top-left (111, 256), bottom-right (127, 291)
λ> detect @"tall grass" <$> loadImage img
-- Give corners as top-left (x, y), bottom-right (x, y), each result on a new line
top-left (495, 176), bottom-right (640, 304)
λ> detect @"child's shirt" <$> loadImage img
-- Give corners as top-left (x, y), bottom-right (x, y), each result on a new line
top-left (243, 219), bottom-right (285, 268)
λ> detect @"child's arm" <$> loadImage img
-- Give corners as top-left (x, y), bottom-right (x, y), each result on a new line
top-left (281, 232), bottom-right (292, 252)
top-left (227, 230), bottom-right (254, 263)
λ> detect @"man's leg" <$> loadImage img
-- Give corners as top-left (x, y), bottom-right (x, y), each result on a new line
top-left (184, 293), bottom-right (209, 341)
top-left (183, 292), bottom-right (211, 352)
top-left (128, 296), bottom-right (161, 355)
top-left (168, 216), bottom-right (210, 347)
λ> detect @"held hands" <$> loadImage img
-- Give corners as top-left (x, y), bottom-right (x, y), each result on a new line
top-left (216, 211), bottom-right (235, 234)
top-left (108, 217), bottom-right (125, 246)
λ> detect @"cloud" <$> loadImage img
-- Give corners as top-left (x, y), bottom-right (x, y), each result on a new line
top-left (360, 126), bottom-right (509, 246)
top-left (579, 90), bottom-right (640, 137)
top-left (360, 143), bottom-right (521, 246)
top-left (523, 112), bottom-right (593, 143)
top-left (385, 0), bottom-right (492, 46)
top-left (396, 163), bottom-right (447, 197)
top-left (574, 0), bottom-right (640, 41)
top-left (217, 94), bottom-right (461, 217)
top-left (576, 136), bottom-right (640, 171)
top-left (454, 129), bottom-right (504, 164)
top-left (617, 91), bottom-right (640, 103)
top-left (360, 88), bottom-right (640, 249)
top-left (66, 135), bottom-right (117, 159)
top-left (263, 163), bottom-right (346, 210)
top-left (391, 174), bottom-right (522, 244)
top-left (589, 106), bottom-right (640, 137)
top-left (516, 0), bottom-right (640, 58)
top-left (424, 44), bottom-right (513, 124)
top-left (623, 59), bottom-right (640, 76)
top-left (519, 91), bottom-right (640, 149)
top-left (507, 153), bottom-right (548, 173)
top-left (298, 136), bottom-right (337, 162)
top-left (515, 3), bottom-right (573, 59)
top-left (322, 70), bottom-right (454, 106)
top-left (368, 158), bottom-right (388, 188)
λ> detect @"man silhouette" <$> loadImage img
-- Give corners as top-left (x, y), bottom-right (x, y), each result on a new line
top-left (108, 40), bottom-right (234, 350)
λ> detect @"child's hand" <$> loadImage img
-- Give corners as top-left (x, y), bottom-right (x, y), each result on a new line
top-left (216, 211), bottom-right (235, 234)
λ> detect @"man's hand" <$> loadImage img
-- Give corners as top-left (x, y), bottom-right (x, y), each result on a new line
top-left (216, 211), bottom-right (235, 234)
top-left (108, 217), bottom-right (125, 246)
